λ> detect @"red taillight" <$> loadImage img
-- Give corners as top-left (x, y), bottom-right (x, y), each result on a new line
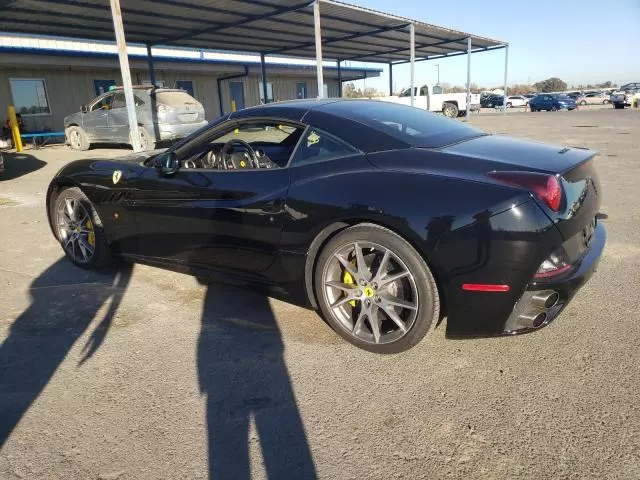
top-left (487, 171), bottom-right (563, 211)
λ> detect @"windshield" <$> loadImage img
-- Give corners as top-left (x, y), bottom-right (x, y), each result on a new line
top-left (155, 90), bottom-right (202, 108)
top-left (321, 101), bottom-right (484, 148)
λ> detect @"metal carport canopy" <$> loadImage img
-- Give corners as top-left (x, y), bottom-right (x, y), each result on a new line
top-left (1, 0), bottom-right (508, 152)
top-left (0, 0), bottom-right (505, 63)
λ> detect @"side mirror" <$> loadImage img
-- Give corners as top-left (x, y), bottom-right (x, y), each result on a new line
top-left (81, 105), bottom-right (88, 113)
top-left (153, 152), bottom-right (180, 176)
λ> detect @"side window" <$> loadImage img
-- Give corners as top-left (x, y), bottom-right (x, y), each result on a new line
top-left (291, 128), bottom-right (360, 167)
top-left (90, 94), bottom-right (113, 111)
top-left (419, 86), bottom-right (428, 96)
top-left (432, 85), bottom-right (444, 95)
top-left (111, 92), bottom-right (126, 109)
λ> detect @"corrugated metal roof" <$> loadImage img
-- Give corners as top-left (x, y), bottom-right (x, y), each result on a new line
top-left (0, 0), bottom-right (506, 64)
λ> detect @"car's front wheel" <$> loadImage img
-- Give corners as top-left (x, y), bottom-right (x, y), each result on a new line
top-left (580, 100), bottom-right (587, 106)
top-left (603, 99), bottom-right (610, 104)
top-left (314, 224), bottom-right (440, 354)
top-left (52, 187), bottom-right (113, 269)
top-left (66, 126), bottom-right (90, 151)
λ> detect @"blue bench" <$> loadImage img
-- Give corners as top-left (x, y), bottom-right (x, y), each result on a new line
top-left (20, 131), bottom-right (65, 149)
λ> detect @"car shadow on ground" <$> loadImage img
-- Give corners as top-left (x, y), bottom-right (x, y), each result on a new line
top-left (0, 151), bottom-right (47, 181)
top-left (0, 258), bottom-right (132, 447)
top-left (198, 282), bottom-right (317, 479)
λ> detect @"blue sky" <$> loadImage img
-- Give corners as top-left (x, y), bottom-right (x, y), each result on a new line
top-left (346, 0), bottom-right (640, 91)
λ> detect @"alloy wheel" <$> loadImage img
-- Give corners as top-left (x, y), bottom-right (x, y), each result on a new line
top-left (70, 130), bottom-right (81, 149)
top-left (322, 241), bottom-right (419, 345)
top-left (56, 196), bottom-right (96, 264)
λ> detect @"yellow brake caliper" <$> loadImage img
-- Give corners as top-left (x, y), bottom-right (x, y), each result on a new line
top-left (342, 260), bottom-right (357, 307)
top-left (86, 219), bottom-right (95, 247)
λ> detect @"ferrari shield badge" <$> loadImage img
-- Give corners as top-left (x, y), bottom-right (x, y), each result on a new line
top-left (112, 170), bottom-right (122, 185)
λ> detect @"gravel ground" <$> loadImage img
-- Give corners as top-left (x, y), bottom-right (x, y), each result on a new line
top-left (0, 108), bottom-right (639, 479)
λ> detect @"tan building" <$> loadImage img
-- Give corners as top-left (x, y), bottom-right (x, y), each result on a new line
top-left (0, 47), bottom-right (380, 133)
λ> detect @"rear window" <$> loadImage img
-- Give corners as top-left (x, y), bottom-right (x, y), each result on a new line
top-left (321, 101), bottom-right (483, 148)
top-left (155, 90), bottom-right (201, 108)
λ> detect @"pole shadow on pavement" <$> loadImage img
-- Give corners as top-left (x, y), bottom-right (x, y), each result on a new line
top-left (0, 258), bottom-right (132, 447)
top-left (198, 283), bottom-right (317, 479)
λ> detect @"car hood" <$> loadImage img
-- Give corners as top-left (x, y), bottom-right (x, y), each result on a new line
top-left (111, 148), bottom-right (167, 164)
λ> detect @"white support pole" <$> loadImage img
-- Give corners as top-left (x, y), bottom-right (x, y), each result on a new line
top-left (409, 23), bottom-right (415, 107)
top-left (465, 37), bottom-right (471, 121)
top-left (313, 0), bottom-right (325, 99)
top-left (110, 0), bottom-right (141, 152)
top-left (503, 44), bottom-right (509, 115)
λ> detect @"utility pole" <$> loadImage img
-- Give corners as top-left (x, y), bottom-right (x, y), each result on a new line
top-left (435, 64), bottom-right (440, 85)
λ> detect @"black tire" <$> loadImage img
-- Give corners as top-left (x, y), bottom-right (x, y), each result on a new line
top-left (314, 224), bottom-right (440, 354)
top-left (52, 187), bottom-right (113, 269)
top-left (137, 126), bottom-right (156, 151)
top-left (442, 102), bottom-right (459, 118)
top-left (551, 106), bottom-right (558, 111)
top-left (530, 106), bottom-right (537, 112)
top-left (506, 102), bottom-right (512, 108)
top-left (580, 100), bottom-right (587, 106)
top-left (66, 126), bottom-right (90, 151)
top-left (603, 99), bottom-right (610, 104)
top-left (614, 103), bottom-right (624, 110)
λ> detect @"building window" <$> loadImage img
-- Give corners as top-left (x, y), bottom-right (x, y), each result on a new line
top-left (94, 79), bottom-right (116, 96)
top-left (175, 80), bottom-right (194, 97)
top-left (9, 78), bottom-right (51, 116)
top-left (259, 81), bottom-right (274, 103)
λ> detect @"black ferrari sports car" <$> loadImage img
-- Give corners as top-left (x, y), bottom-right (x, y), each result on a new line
top-left (46, 99), bottom-right (605, 353)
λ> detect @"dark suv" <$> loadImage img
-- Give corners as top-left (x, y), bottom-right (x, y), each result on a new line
top-left (64, 87), bottom-right (207, 151)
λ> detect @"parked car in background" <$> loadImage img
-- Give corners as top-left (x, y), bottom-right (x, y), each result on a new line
top-left (529, 94), bottom-right (577, 111)
top-left (610, 83), bottom-right (640, 109)
top-left (505, 95), bottom-right (529, 107)
top-left (580, 93), bottom-right (611, 105)
top-left (523, 94), bottom-right (537, 100)
top-left (64, 86), bottom-right (207, 151)
top-left (481, 95), bottom-right (503, 108)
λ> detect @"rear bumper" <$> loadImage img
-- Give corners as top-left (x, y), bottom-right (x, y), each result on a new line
top-left (157, 121), bottom-right (208, 141)
top-left (503, 222), bottom-right (606, 333)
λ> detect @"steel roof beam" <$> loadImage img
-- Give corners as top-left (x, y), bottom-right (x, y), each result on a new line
top-left (341, 36), bottom-right (471, 61)
top-left (151, 1), bottom-right (313, 45)
top-left (265, 23), bottom-right (409, 55)
top-left (391, 44), bottom-right (507, 64)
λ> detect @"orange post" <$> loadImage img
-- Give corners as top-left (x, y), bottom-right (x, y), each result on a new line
top-left (7, 106), bottom-right (23, 152)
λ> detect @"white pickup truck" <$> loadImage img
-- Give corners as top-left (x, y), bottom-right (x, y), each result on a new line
top-left (379, 85), bottom-right (481, 118)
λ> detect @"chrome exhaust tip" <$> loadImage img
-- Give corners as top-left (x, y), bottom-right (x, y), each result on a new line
top-left (517, 311), bottom-right (548, 329)
top-left (531, 291), bottom-right (560, 309)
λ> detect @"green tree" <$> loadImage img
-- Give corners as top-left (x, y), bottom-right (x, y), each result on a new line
top-left (533, 77), bottom-right (568, 92)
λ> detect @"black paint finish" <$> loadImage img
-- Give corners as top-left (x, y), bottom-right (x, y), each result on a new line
top-left (46, 100), bottom-right (605, 336)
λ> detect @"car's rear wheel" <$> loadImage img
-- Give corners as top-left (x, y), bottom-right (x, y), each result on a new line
top-left (314, 224), bottom-right (440, 354)
top-left (506, 102), bottom-right (512, 108)
top-left (603, 99), bottom-right (610, 104)
top-left (442, 102), bottom-right (458, 118)
top-left (580, 100), bottom-right (587, 106)
top-left (614, 103), bottom-right (624, 109)
top-left (53, 187), bottom-right (112, 269)
top-left (136, 126), bottom-right (156, 151)
top-left (66, 126), bottom-right (90, 151)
